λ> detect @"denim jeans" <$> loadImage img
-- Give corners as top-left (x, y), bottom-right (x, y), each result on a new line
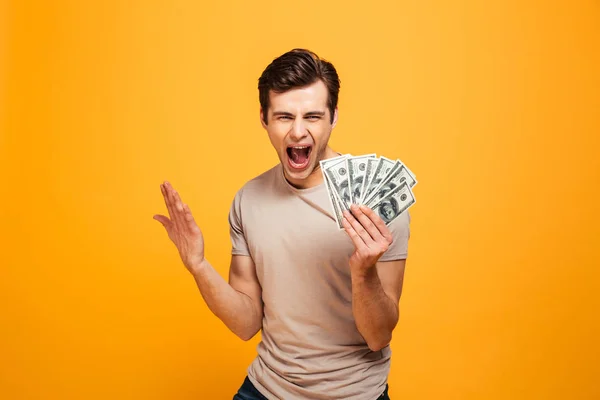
top-left (233, 376), bottom-right (391, 400)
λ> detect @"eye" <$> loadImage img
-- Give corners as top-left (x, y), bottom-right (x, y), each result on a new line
top-left (307, 116), bottom-right (321, 120)
top-left (279, 116), bottom-right (292, 120)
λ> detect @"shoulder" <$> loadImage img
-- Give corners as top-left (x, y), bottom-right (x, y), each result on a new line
top-left (388, 209), bottom-right (411, 239)
top-left (231, 163), bottom-right (281, 204)
top-left (228, 164), bottom-right (280, 228)
top-left (379, 209), bottom-right (411, 261)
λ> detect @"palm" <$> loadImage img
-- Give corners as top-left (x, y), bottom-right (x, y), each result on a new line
top-left (154, 182), bottom-right (205, 273)
top-left (341, 204), bottom-right (394, 272)
top-left (168, 217), bottom-right (204, 269)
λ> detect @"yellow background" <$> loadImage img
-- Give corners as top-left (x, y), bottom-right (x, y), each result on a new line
top-left (2, 1), bottom-right (599, 399)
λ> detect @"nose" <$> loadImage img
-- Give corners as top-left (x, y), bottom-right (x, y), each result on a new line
top-left (289, 116), bottom-right (309, 141)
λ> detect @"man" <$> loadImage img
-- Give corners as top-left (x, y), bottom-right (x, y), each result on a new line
top-left (154, 49), bottom-right (411, 400)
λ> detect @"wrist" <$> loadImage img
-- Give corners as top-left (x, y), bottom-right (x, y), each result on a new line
top-left (190, 258), bottom-right (209, 277)
top-left (350, 264), bottom-right (377, 280)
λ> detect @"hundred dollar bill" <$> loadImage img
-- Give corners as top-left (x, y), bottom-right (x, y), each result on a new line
top-left (361, 156), bottom-right (396, 203)
top-left (325, 158), bottom-right (352, 210)
top-left (324, 174), bottom-right (345, 229)
top-left (403, 164), bottom-right (417, 183)
top-left (364, 162), bottom-right (418, 207)
top-left (372, 181), bottom-right (416, 225)
top-left (319, 154), bottom-right (349, 170)
top-left (320, 154), bottom-right (350, 228)
top-left (347, 154), bottom-right (377, 205)
top-left (395, 158), bottom-right (418, 186)
top-left (359, 158), bottom-right (379, 204)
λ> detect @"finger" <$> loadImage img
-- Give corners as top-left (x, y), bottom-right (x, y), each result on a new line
top-left (161, 183), bottom-right (177, 223)
top-left (153, 214), bottom-right (171, 230)
top-left (182, 203), bottom-right (200, 234)
top-left (350, 204), bottom-right (385, 243)
top-left (341, 216), bottom-right (368, 252)
top-left (165, 182), bottom-right (185, 227)
top-left (343, 209), bottom-right (374, 246)
top-left (174, 188), bottom-right (197, 234)
top-left (173, 187), bottom-right (186, 216)
top-left (360, 204), bottom-right (393, 243)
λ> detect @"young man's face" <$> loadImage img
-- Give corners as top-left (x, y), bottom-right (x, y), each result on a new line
top-left (260, 79), bottom-right (338, 189)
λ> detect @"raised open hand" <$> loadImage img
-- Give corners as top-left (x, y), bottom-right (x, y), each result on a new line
top-left (153, 181), bottom-right (205, 274)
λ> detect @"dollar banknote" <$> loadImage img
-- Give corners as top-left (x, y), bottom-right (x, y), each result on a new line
top-left (361, 156), bottom-right (397, 203)
top-left (325, 175), bottom-right (345, 229)
top-left (321, 153), bottom-right (417, 228)
top-left (363, 161), bottom-right (417, 207)
top-left (359, 158), bottom-right (379, 204)
top-left (324, 158), bottom-right (352, 210)
top-left (320, 155), bottom-right (349, 229)
top-left (347, 153), bottom-right (377, 204)
top-left (371, 181), bottom-right (416, 225)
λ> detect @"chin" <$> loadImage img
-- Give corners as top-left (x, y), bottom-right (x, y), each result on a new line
top-left (283, 161), bottom-right (315, 181)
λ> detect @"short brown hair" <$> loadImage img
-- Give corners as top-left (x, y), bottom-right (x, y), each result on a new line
top-left (258, 48), bottom-right (341, 125)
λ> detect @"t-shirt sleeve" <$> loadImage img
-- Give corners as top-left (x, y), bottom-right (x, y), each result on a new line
top-left (228, 189), bottom-right (250, 256)
top-left (378, 209), bottom-right (411, 261)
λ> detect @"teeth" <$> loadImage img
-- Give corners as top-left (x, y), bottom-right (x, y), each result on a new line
top-left (292, 146), bottom-right (309, 149)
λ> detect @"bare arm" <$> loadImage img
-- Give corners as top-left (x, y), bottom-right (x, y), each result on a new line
top-left (341, 204), bottom-right (407, 352)
top-left (351, 259), bottom-right (405, 351)
top-left (154, 181), bottom-right (263, 341)
top-left (191, 256), bottom-right (263, 341)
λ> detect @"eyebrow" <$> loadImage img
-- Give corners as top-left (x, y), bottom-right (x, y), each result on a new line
top-left (271, 111), bottom-right (326, 117)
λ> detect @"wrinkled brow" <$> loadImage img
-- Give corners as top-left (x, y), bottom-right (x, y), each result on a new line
top-left (272, 110), bottom-right (326, 117)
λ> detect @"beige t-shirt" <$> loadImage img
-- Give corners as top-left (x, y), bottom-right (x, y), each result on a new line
top-left (228, 163), bottom-right (411, 400)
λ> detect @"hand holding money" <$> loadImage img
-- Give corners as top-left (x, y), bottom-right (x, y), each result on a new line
top-left (153, 181), bottom-right (206, 275)
top-left (342, 204), bottom-right (394, 273)
top-left (320, 153), bottom-right (417, 230)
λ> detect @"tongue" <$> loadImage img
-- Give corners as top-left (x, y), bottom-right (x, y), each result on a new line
top-left (290, 148), bottom-right (309, 164)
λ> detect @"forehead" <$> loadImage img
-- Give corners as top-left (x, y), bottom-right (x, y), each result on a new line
top-left (268, 80), bottom-right (328, 112)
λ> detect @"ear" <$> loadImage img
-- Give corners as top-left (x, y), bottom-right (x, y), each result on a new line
top-left (331, 107), bottom-right (339, 129)
top-left (260, 108), bottom-right (268, 129)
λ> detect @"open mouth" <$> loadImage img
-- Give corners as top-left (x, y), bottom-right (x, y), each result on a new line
top-left (286, 145), bottom-right (313, 170)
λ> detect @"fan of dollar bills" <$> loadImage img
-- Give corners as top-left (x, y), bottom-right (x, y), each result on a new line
top-left (320, 154), bottom-right (417, 229)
